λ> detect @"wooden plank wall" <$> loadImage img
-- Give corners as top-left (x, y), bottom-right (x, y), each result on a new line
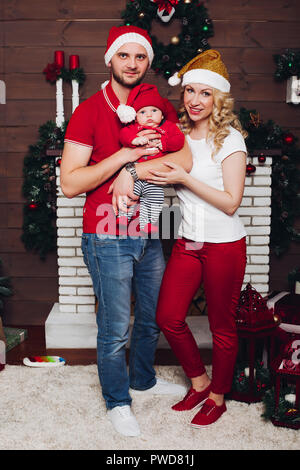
top-left (0, 0), bottom-right (299, 325)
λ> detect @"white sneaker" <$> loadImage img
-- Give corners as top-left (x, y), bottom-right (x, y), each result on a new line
top-left (130, 377), bottom-right (187, 396)
top-left (107, 405), bottom-right (141, 437)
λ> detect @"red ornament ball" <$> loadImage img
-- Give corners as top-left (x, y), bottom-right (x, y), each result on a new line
top-left (246, 163), bottom-right (256, 175)
top-left (56, 158), bottom-right (62, 166)
top-left (28, 201), bottom-right (38, 210)
top-left (258, 154), bottom-right (266, 163)
top-left (283, 132), bottom-right (295, 145)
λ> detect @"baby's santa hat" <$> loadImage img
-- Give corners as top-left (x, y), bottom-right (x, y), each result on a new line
top-left (104, 25), bottom-right (154, 66)
top-left (168, 49), bottom-right (230, 93)
top-left (116, 84), bottom-right (166, 124)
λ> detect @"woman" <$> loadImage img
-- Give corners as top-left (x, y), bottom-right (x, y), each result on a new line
top-left (148, 50), bottom-right (248, 427)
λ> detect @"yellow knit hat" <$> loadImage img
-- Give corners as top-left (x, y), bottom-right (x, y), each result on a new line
top-left (168, 49), bottom-right (230, 92)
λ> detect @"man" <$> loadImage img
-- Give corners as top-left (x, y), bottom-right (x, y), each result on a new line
top-left (60, 25), bottom-right (192, 437)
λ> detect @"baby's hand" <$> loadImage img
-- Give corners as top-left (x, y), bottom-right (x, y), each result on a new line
top-left (131, 136), bottom-right (149, 146)
top-left (148, 138), bottom-right (162, 150)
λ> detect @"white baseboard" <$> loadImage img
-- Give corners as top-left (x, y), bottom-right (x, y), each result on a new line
top-left (45, 304), bottom-right (97, 349)
top-left (45, 303), bottom-right (212, 350)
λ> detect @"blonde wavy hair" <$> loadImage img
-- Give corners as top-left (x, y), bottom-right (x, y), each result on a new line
top-left (178, 87), bottom-right (248, 158)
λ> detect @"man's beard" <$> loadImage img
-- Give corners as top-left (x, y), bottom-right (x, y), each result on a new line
top-left (111, 68), bottom-right (145, 89)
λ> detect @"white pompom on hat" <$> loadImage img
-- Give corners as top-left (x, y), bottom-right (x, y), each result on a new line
top-left (104, 25), bottom-right (154, 66)
top-left (168, 49), bottom-right (231, 93)
top-left (168, 72), bottom-right (181, 87)
top-left (116, 104), bottom-right (137, 124)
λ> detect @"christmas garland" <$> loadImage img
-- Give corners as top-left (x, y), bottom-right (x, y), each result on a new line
top-left (122, 0), bottom-right (214, 79)
top-left (43, 51), bottom-right (86, 86)
top-left (22, 121), bottom-right (66, 259)
top-left (43, 64), bottom-right (86, 86)
top-left (273, 49), bottom-right (300, 81)
top-left (238, 108), bottom-right (300, 256)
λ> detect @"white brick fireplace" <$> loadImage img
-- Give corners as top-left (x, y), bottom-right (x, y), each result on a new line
top-left (45, 154), bottom-right (273, 349)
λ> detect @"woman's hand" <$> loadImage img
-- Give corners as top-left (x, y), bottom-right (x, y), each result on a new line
top-left (146, 161), bottom-right (188, 186)
top-left (108, 167), bottom-right (139, 215)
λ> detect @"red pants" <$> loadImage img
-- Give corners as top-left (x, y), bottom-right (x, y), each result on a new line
top-left (156, 237), bottom-right (247, 394)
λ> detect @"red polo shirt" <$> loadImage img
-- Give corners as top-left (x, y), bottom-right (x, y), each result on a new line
top-left (64, 81), bottom-right (178, 234)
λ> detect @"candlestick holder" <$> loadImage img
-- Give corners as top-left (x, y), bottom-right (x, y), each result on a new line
top-left (56, 78), bottom-right (64, 128)
top-left (71, 80), bottom-right (79, 113)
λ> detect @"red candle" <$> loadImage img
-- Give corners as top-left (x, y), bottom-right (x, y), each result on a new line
top-left (54, 50), bottom-right (64, 68)
top-left (69, 55), bottom-right (80, 70)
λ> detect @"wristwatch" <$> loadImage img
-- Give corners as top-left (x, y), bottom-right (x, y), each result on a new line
top-left (125, 162), bottom-right (139, 182)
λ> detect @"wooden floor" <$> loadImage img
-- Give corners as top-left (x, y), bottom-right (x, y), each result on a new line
top-left (5, 326), bottom-right (212, 366)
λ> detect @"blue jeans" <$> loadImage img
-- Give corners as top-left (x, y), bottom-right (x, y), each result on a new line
top-left (81, 233), bottom-right (165, 410)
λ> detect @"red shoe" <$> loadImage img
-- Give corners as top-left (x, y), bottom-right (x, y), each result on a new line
top-left (172, 384), bottom-right (211, 411)
top-left (191, 398), bottom-right (227, 427)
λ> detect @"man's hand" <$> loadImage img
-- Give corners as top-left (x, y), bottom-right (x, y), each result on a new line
top-left (108, 168), bottom-right (139, 215)
top-left (125, 145), bottom-right (159, 162)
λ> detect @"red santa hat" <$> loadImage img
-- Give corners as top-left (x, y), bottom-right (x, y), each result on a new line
top-left (116, 84), bottom-right (166, 124)
top-left (104, 25), bottom-right (154, 66)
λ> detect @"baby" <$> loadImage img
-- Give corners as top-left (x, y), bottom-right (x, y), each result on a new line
top-left (118, 84), bottom-right (185, 233)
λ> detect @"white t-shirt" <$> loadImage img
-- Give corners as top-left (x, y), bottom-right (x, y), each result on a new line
top-left (176, 126), bottom-right (247, 243)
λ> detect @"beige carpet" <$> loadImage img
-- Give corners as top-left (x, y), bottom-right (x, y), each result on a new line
top-left (0, 365), bottom-right (298, 450)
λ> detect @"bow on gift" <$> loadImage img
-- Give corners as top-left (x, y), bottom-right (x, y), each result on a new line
top-left (151, 0), bottom-right (179, 22)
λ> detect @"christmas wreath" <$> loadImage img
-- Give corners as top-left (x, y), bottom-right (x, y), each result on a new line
top-left (121, 0), bottom-right (214, 79)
